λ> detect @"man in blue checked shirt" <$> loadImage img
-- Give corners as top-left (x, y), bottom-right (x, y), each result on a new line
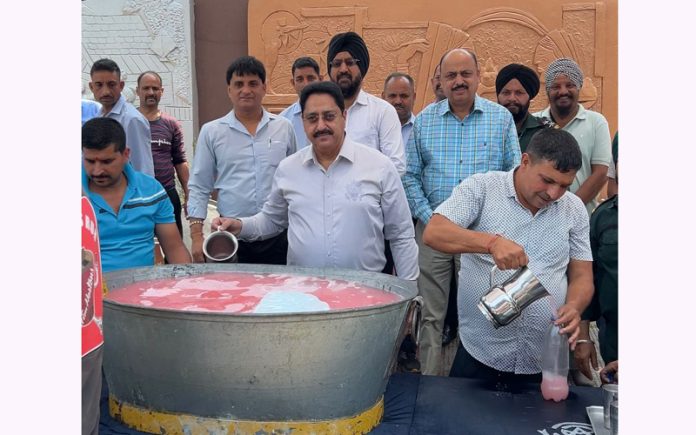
top-left (402, 48), bottom-right (521, 376)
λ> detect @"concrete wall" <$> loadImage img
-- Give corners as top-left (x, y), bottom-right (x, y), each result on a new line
top-left (246, 0), bottom-right (618, 134)
top-left (82, 0), bottom-right (196, 157)
top-left (193, 0), bottom-right (249, 127)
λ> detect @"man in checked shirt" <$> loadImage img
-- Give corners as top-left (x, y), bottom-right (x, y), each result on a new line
top-left (402, 48), bottom-right (521, 376)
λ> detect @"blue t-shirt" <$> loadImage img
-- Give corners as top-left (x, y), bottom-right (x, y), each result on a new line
top-left (82, 99), bottom-right (101, 125)
top-left (82, 163), bottom-right (175, 272)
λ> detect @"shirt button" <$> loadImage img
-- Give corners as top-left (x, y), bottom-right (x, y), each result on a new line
top-left (459, 159), bottom-right (463, 163)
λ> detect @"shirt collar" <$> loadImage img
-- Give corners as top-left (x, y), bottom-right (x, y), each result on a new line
top-left (104, 94), bottom-right (126, 116)
top-left (224, 108), bottom-right (272, 133)
top-left (439, 95), bottom-right (485, 117)
top-left (291, 100), bottom-right (302, 115)
top-left (506, 166), bottom-right (563, 212)
top-left (540, 103), bottom-right (587, 124)
top-left (302, 135), bottom-right (357, 167)
top-left (404, 113), bottom-right (415, 127)
top-left (354, 89), bottom-right (369, 106)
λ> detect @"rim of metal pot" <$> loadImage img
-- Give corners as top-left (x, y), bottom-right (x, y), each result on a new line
top-left (103, 263), bottom-right (417, 319)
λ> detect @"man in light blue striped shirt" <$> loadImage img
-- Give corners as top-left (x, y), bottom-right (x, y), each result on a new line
top-left (279, 57), bottom-right (323, 149)
top-left (402, 48), bottom-right (521, 375)
top-left (188, 56), bottom-right (297, 265)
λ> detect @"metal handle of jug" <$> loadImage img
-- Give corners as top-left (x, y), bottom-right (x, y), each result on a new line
top-left (490, 265), bottom-right (502, 288)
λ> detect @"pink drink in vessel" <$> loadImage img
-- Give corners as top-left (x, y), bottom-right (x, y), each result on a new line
top-left (540, 322), bottom-right (569, 402)
top-left (541, 372), bottom-right (569, 402)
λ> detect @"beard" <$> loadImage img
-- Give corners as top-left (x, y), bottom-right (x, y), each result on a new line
top-left (505, 101), bottom-right (530, 123)
top-left (552, 94), bottom-right (576, 117)
top-left (335, 72), bottom-right (362, 99)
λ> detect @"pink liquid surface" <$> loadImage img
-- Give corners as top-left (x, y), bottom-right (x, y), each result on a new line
top-left (541, 372), bottom-right (569, 402)
top-left (106, 272), bottom-right (402, 314)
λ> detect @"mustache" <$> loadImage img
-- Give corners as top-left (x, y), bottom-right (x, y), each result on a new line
top-left (452, 83), bottom-right (469, 91)
top-left (313, 129), bottom-right (333, 138)
top-left (337, 72), bottom-right (352, 80)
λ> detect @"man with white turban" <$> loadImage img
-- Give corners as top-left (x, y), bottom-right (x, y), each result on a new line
top-left (535, 58), bottom-right (612, 215)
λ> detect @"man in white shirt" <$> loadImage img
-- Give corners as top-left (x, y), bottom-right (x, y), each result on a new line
top-left (213, 81), bottom-right (418, 280)
top-left (187, 56), bottom-right (297, 264)
top-left (327, 32), bottom-right (405, 175)
top-left (279, 56), bottom-right (323, 149)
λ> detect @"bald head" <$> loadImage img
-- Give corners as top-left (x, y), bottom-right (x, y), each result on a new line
top-left (439, 48), bottom-right (480, 112)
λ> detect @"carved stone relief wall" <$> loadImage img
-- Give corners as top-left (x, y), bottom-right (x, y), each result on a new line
top-left (248, 0), bottom-right (617, 132)
top-left (81, 0), bottom-right (195, 155)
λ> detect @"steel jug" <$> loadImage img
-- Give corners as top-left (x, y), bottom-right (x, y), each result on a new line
top-left (477, 265), bottom-right (549, 328)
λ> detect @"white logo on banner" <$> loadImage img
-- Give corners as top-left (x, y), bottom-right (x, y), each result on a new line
top-left (537, 421), bottom-right (594, 435)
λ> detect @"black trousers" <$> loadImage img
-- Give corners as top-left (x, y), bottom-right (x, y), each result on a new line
top-left (237, 229), bottom-right (289, 265)
top-left (165, 187), bottom-right (183, 239)
top-left (449, 341), bottom-right (542, 385)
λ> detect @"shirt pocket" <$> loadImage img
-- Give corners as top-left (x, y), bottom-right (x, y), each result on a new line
top-left (596, 227), bottom-right (618, 268)
top-left (267, 140), bottom-right (289, 167)
top-left (474, 139), bottom-right (503, 172)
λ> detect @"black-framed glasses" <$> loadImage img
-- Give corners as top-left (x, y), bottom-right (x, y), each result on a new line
top-left (303, 111), bottom-right (339, 124)
top-left (330, 58), bottom-right (360, 68)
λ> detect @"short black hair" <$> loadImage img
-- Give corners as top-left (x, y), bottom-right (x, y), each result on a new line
top-left (90, 58), bottom-right (121, 79)
top-left (383, 72), bottom-right (415, 91)
top-left (292, 57), bottom-right (320, 76)
top-left (226, 56), bottom-right (266, 85)
top-left (438, 48), bottom-right (479, 70)
top-left (82, 118), bottom-right (127, 153)
top-left (300, 81), bottom-right (345, 113)
top-left (526, 128), bottom-right (582, 172)
top-left (137, 71), bottom-right (162, 86)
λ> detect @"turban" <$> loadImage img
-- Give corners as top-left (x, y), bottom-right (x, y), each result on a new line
top-left (495, 63), bottom-right (540, 99)
top-left (327, 32), bottom-right (370, 77)
top-left (544, 58), bottom-right (583, 93)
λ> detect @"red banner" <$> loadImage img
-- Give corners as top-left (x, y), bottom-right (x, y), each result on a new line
top-left (82, 196), bottom-right (104, 357)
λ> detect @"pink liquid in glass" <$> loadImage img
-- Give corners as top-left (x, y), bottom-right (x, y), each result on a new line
top-left (541, 372), bottom-right (569, 402)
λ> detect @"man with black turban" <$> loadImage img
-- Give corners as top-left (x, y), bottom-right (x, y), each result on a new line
top-left (534, 58), bottom-right (612, 216)
top-left (327, 31), bottom-right (405, 176)
top-left (496, 63), bottom-right (550, 153)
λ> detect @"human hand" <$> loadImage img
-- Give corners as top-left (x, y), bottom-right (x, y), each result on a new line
top-left (211, 217), bottom-right (242, 235)
top-left (554, 304), bottom-right (582, 347)
top-left (573, 340), bottom-right (598, 380)
top-left (191, 237), bottom-right (205, 263)
top-left (600, 360), bottom-right (618, 384)
top-left (489, 236), bottom-right (528, 270)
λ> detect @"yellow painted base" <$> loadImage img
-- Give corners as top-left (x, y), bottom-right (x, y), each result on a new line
top-left (109, 394), bottom-right (383, 435)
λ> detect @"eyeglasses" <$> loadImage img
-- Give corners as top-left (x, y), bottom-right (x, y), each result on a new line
top-left (330, 58), bottom-right (360, 68)
top-left (303, 111), bottom-right (339, 124)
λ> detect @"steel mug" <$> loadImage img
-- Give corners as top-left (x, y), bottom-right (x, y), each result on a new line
top-left (202, 228), bottom-right (239, 262)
